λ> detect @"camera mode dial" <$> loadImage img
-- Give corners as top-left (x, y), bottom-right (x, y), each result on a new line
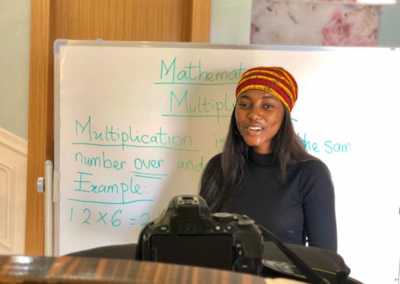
top-left (212, 212), bottom-right (234, 222)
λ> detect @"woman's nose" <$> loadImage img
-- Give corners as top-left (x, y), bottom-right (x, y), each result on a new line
top-left (247, 108), bottom-right (262, 120)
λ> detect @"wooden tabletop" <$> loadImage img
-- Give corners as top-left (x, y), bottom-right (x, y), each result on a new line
top-left (0, 255), bottom-right (271, 284)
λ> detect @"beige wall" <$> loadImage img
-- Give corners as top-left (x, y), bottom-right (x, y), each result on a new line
top-left (378, 2), bottom-right (400, 47)
top-left (0, 0), bottom-right (30, 140)
top-left (0, 0), bottom-right (30, 255)
top-left (210, 0), bottom-right (252, 44)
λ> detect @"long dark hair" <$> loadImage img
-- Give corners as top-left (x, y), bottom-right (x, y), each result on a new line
top-left (200, 106), bottom-right (316, 212)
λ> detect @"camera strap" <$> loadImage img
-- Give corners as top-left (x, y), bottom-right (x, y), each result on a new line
top-left (258, 225), bottom-right (329, 284)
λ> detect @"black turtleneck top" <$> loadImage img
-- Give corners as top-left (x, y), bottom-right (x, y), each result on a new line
top-left (202, 149), bottom-right (337, 252)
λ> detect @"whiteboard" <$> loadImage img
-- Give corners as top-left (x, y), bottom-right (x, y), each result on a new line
top-left (54, 41), bottom-right (400, 284)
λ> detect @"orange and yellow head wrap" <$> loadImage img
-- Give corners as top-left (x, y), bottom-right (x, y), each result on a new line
top-left (236, 67), bottom-right (298, 112)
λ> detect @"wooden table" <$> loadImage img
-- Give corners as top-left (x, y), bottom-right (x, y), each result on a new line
top-left (0, 255), bottom-right (295, 284)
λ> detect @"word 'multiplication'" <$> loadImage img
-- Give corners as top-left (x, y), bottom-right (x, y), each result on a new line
top-left (74, 116), bottom-right (195, 151)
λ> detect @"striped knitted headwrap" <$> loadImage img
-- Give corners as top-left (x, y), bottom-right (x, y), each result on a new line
top-left (236, 67), bottom-right (298, 112)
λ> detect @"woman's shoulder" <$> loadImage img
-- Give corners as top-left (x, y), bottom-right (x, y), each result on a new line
top-left (291, 158), bottom-right (334, 195)
top-left (293, 158), bottom-right (331, 178)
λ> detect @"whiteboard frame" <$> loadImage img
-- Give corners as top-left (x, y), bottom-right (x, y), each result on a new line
top-left (53, 39), bottom-right (398, 256)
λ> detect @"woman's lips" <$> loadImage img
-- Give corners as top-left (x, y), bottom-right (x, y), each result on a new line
top-left (245, 126), bottom-right (264, 136)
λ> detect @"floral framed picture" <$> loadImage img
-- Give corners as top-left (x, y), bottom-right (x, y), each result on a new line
top-left (251, 0), bottom-right (380, 46)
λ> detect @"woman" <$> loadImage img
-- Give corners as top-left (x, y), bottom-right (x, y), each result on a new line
top-left (200, 67), bottom-right (337, 252)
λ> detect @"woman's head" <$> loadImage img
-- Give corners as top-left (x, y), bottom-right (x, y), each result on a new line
top-left (202, 67), bottom-right (312, 211)
top-left (236, 67), bottom-right (298, 112)
top-left (234, 67), bottom-right (298, 154)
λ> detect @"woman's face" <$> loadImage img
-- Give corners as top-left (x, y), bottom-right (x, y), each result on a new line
top-left (235, 89), bottom-right (285, 154)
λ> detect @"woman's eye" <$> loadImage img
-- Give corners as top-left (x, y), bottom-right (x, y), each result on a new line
top-left (265, 104), bottom-right (274, 108)
top-left (238, 103), bottom-right (250, 107)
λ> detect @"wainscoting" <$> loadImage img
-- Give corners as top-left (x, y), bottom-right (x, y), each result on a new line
top-left (0, 128), bottom-right (27, 255)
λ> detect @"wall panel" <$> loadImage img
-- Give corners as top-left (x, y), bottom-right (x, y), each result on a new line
top-left (52, 0), bottom-right (197, 41)
top-left (26, 0), bottom-right (52, 256)
top-left (0, 128), bottom-right (28, 255)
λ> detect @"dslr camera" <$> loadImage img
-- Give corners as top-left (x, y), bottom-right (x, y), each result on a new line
top-left (139, 195), bottom-right (263, 275)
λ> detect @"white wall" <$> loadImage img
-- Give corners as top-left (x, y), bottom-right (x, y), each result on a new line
top-left (0, 0), bottom-right (30, 140)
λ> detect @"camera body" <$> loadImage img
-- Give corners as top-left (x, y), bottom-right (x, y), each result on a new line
top-left (140, 195), bottom-right (263, 275)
